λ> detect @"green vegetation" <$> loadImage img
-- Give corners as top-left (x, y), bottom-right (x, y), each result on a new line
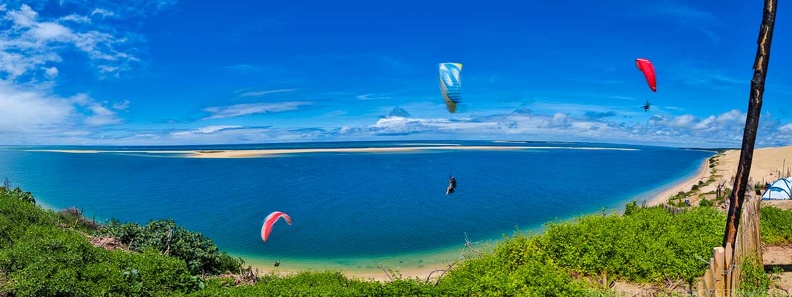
top-left (0, 185), bottom-right (735, 296)
top-left (739, 256), bottom-right (772, 296)
top-left (0, 186), bottom-right (208, 296)
top-left (536, 205), bottom-right (724, 284)
top-left (759, 206), bottom-right (792, 245)
top-left (96, 218), bottom-right (243, 275)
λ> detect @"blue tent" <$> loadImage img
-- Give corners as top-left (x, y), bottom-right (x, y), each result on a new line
top-left (762, 178), bottom-right (792, 200)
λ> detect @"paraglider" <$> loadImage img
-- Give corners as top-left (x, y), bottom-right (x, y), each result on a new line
top-left (439, 62), bottom-right (463, 113)
top-left (635, 58), bottom-right (656, 111)
top-left (635, 58), bottom-right (656, 92)
top-left (261, 211), bottom-right (292, 242)
top-left (439, 62), bottom-right (463, 193)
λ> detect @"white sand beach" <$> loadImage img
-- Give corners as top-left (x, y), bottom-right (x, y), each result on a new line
top-left (647, 145), bottom-right (792, 207)
top-left (646, 158), bottom-right (713, 207)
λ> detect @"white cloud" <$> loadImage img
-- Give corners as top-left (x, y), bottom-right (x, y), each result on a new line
top-left (31, 22), bottom-right (72, 41)
top-left (171, 125), bottom-right (243, 137)
top-left (239, 88), bottom-right (296, 97)
top-left (539, 113), bottom-right (571, 129)
top-left (0, 1), bottom-right (175, 144)
top-left (671, 114), bottom-right (695, 128)
top-left (0, 82), bottom-right (73, 132)
top-left (59, 14), bottom-right (91, 23)
top-left (6, 4), bottom-right (37, 27)
top-left (780, 124), bottom-right (792, 134)
top-left (202, 101), bottom-right (311, 120)
top-left (0, 81), bottom-right (129, 139)
top-left (357, 94), bottom-right (391, 100)
top-left (91, 8), bottom-right (115, 18)
top-left (111, 99), bottom-right (129, 110)
top-left (84, 103), bottom-right (121, 126)
top-left (370, 116), bottom-right (497, 135)
top-left (0, 4), bottom-right (148, 81)
top-left (44, 66), bottom-right (58, 78)
top-left (11, 105), bottom-right (792, 147)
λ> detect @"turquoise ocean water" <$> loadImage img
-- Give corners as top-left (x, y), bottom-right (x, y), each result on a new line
top-left (0, 141), bottom-right (715, 271)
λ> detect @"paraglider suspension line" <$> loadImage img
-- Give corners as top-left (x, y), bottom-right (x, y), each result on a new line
top-left (448, 114), bottom-right (456, 175)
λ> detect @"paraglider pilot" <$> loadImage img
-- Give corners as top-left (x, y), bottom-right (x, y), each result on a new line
top-left (446, 176), bottom-right (457, 195)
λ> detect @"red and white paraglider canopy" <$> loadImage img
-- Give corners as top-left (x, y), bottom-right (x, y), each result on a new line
top-left (261, 211), bottom-right (292, 242)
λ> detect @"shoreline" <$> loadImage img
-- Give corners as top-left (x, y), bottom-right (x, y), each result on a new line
top-left (244, 261), bottom-right (451, 282)
top-left (233, 246), bottom-right (478, 282)
top-left (645, 157), bottom-right (713, 207)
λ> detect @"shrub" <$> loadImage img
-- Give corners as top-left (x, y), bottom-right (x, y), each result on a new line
top-left (96, 218), bottom-right (243, 275)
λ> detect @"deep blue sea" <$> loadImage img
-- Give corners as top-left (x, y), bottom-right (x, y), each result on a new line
top-left (0, 141), bottom-right (715, 271)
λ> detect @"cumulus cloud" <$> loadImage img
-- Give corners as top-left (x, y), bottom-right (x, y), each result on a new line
top-left (0, 82), bottom-right (73, 132)
top-left (84, 103), bottom-right (122, 126)
top-left (1, 0), bottom-right (177, 80)
top-left (202, 101), bottom-right (312, 120)
top-left (14, 104), bottom-right (792, 148)
top-left (0, 82), bottom-right (127, 136)
top-left (44, 66), bottom-right (58, 78)
top-left (0, 2), bottom-right (176, 144)
top-left (539, 113), bottom-right (572, 129)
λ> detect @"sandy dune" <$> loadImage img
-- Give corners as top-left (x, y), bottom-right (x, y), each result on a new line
top-left (648, 145), bottom-right (792, 207)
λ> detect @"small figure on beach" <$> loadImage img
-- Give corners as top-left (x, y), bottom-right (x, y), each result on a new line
top-left (446, 176), bottom-right (457, 195)
top-left (274, 260), bottom-right (280, 267)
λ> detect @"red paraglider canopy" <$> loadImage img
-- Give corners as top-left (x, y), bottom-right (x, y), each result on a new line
top-left (635, 58), bottom-right (657, 92)
top-left (261, 211), bottom-right (292, 242)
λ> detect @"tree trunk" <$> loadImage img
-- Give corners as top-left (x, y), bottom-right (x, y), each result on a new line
top-left (722, 0), bottom-right (778, 248)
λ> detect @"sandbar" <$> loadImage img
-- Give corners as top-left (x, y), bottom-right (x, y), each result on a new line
top-left (187, 146), bottom-right (638, 158)
top-left (24, 145), bottom-right (639, 159)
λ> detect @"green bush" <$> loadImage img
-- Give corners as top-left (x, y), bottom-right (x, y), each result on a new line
top-left (537, 206), bottom-right (724, 283)
top-left (0, 186), bottom-right (36, 205)
top-left (437, 235), bottom-right (601, 296)
top-left (96, 218), bottom-right (243, 275)
top-left (0, 189), bottom-right (212, 296)
top-left (0, 224), bottom-right (200, 296)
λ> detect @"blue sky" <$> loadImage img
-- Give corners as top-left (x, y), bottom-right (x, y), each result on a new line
top-left (1, 0), bottom-right (790, 147)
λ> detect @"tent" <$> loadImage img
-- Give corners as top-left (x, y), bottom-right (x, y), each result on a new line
top-left (762, 177), bottom-right (792, 200)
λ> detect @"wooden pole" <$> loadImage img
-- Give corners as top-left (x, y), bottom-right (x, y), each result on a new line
top-left (723, 0), bottom-right (778, 249)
